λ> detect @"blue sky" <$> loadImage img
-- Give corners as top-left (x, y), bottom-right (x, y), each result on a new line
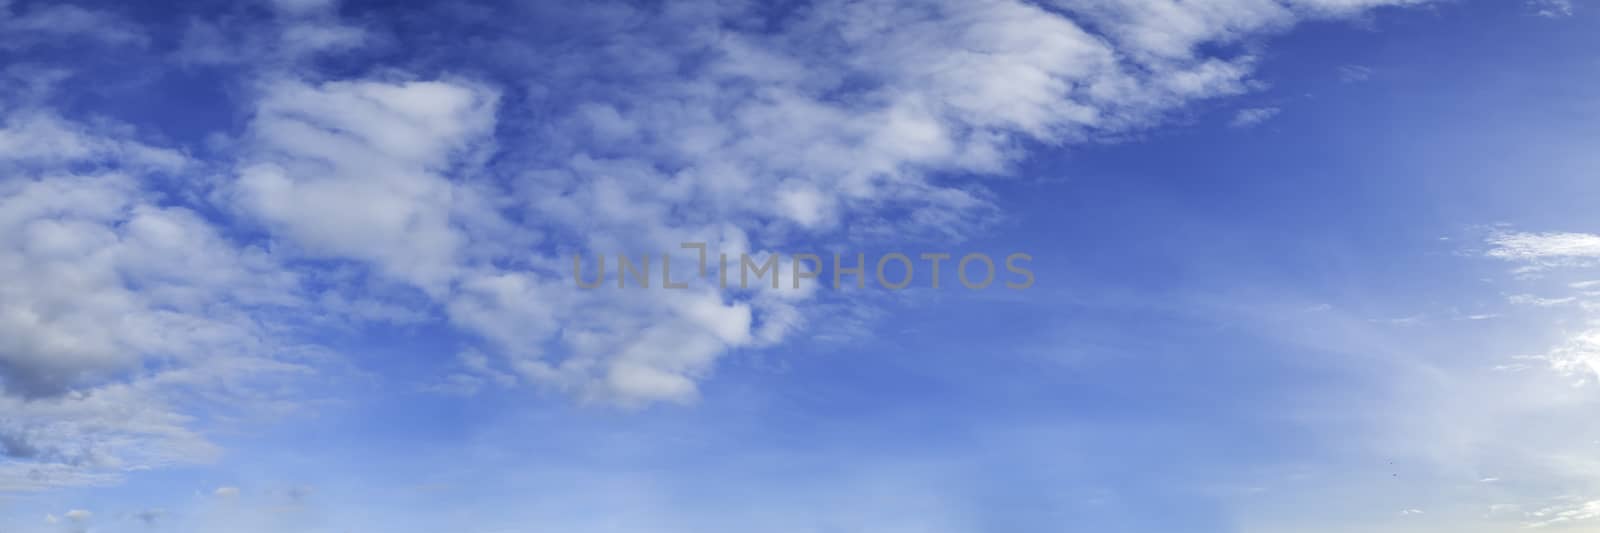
top-left (2, 0), bottom-right (1600, 531)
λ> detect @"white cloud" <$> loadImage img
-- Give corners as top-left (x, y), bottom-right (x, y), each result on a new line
top-left (0, 112), bottom-right (327, 491)
top-left (1338, 64), bottom-right (1374, 82)
top-left (0, 382), bottom-right (224, 490)
top-left (175, 0), bottom-right (368, 66)
top-left (1509, 294), bottom-right (1579, 307)
top-left (1231, 107), bottom-right (1282, 128)
top-left (0, 2), bottom-right (147, 49)
top-left (1479, 230), bottom-right (1600, 395)
top-left (0, 111), bottom-right (187, 170)
top-left (0, 118), bottom-right (301, 398)
top-left (1526, 328), bottom-right (1600, 385)
top-left (1487, 231), bottom-right (1600, 264)
top-left (1526, 498), bottom-right (1600, 528)
top-left (233, 78), bottom-right (499, 294)
top-left (214, 486), bottom-right (241, 498)
top-left (1528, 0), bottom-right (1575, 18)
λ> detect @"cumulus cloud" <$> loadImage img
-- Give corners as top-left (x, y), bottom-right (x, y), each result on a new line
top-left (0, 111), bottom-right (324, 490)
top-left (0, 112), bottom-right (187, 170)
top-left (0, 112), bottom-right (315, 394)
top-left (232, 78), bottom-right (499, 294)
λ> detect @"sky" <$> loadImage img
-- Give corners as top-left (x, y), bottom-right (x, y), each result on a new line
top-left (1, 0), bottom-right (1599, 531)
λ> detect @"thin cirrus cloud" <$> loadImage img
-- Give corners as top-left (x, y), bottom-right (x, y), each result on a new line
top-left (0, 0), bottom-right (1436, 492)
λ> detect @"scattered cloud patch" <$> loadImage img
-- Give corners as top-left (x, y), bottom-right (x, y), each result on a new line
top-left (1338, 64), bottom-right (1374, 82)
top-left (1230, 107), bottom-right (1281, 128)
top-left (1528, 0), bottom-right (1575, 18)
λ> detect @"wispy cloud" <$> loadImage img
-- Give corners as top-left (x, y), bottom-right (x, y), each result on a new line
top-left (0, 2), bottom-right (148, 49)
top-left (1487, 231), bottom-right (1600, 271)
top-left (1338, 64), bottom-right (1374, 83)
top-left (1230, 107), bottom-right (1281, 128)
top-left (1528, 0), bottom-right (1575, 18)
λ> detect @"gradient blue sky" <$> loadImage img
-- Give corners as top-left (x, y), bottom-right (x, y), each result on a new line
top-left (2, 0), bottom-right (1600, 532)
